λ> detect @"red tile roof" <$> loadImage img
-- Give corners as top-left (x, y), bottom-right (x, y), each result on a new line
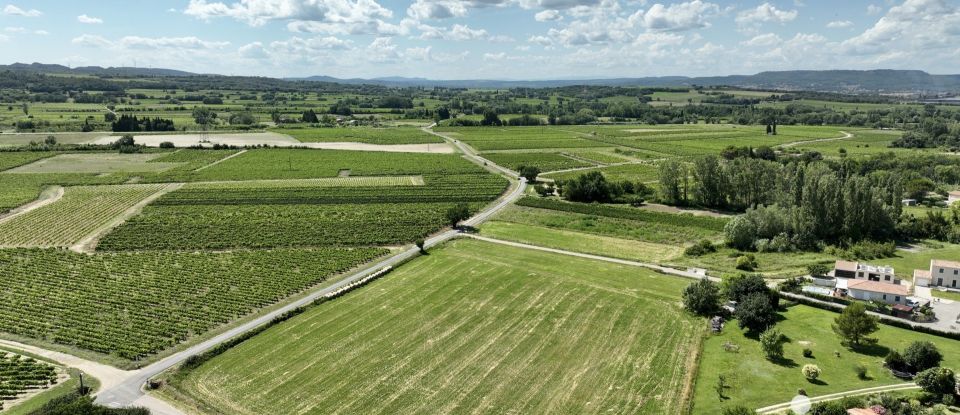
top-left (846, 279), bottom-right (910, 296)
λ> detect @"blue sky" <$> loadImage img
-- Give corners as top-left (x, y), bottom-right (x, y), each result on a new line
top-left (1, 0), bottom-right (957, 79)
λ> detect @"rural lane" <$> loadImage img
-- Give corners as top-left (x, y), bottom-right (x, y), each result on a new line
top-left (423, 124), bottom-right (519, 179)
top-left (777, 130), bottom-right (854, 148)
top-left (755, 383), bottom-right (919, 414)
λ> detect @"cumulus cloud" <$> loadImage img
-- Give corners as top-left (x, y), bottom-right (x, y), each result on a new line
top-left (534, 9), bottom-right (562, 21)
top-left (406, 0), bottom-right (467, 20)
top-left (3, 4), bottom-right (42, 17)
top-left (184, 0), bottom-right (399, 34)
top-left (3, 26), bottom-right (24, 33)
top-left (71, 34), bottom-right (113, 48)
top-left (841, 0), bottom-right (960, 58)
top-left (71, 34), bottom-right (230, 50)
top-left (420, 23), bottom-right (489, 41)
top-left (483, 52), bottom-right (506, 60)
top-left (866, 4), bottom-right (882, 15)
top-left (826, 20), bottom-right (852, 28)
top-left (637, 1), bottom-right (720, 32)
top-left (77, 14), bottom-right (103, 24)
top-left (736, 2), bottom-right (798, 25)
top-left (741, 33), bottom-right (782, 47)
top-left (33, 29), bottom-right (48, 35)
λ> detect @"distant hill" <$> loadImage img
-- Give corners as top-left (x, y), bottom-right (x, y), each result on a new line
top-left (0, 62), bottom-right (196, 77)
top-left (290, 70), bottom-right (960, 93)
top-left (3, 62), bottom-right (958, 93)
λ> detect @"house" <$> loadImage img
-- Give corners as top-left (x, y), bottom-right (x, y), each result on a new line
top-left (948, 190), bottom-right (960, 205)
top-left (846, 279), bottom-right (910, 305)
top-left (901, 198), bottom-right (917, 206)
top-left (832, 260), bottom-right (898, 284)
top-left (914, 259), bottom-right (960, 288)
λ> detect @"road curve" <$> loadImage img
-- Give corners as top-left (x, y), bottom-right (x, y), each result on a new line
top-left (91, 158), bottom-right (526, 411)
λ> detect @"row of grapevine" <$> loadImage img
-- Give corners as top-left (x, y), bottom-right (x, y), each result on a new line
top-left (0, 247), bottom-right (386, 361)
top-left (0, 352), bottom-right (59, 409)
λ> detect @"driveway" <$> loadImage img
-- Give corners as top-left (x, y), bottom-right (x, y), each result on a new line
top-left (912, 286), bottom-right (960, 332)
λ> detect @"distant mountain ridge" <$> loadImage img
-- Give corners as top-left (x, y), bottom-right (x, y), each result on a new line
top-left (2, 62), bottom-right (959, 93)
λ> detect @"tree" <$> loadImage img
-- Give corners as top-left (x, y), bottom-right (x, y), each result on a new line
top-left (415, 239), bottom-right (426, 253)
top-left (301, 110), bottom-right (319, 123)
top-left (446, 203), bottom-right (471, 228)
top-left (723, 274), bottom-right (769, 303)
top-left (44, 135), bottom-right (57, 145)
top-left (682, 279), bottom-right (721, 316)
top-left (436, 107), bottom-right (451, 120)
top-left (724, 216), bottom-right (757, 251)
top-left (562, 172), bottom-right (613, 203)
top-left (734, 292), bottom-right (776, 333)
top-left (228, 112), bottom-right (257, 125)
top-left (832, 302), bottom-right (879, 346)
top-left (759, 328), bottom-right (786, 360)
top-left (516, 165), bottom-right (541, 182)
top-left (915, 367), bottom-right (956, 395)
top-left (807, 264), bottom-right (830, 279)
top-left (192, 107), bottom-right (217, 128)
top-left (658, 160), bottom-right (688, 205)
top-left (903, 341), bottom-right (943, 372)
top-left (480, 109), bottom-right (502, 126)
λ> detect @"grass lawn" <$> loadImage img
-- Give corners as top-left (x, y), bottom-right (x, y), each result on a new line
top-left (480, 220), bottom-right (683, 262)
top-left (882, 241), bottom-right (960, 282)
top-left (692, 303), bottom-right (960, 414)
top-left (669, 248), bottom-right (836, 279)
top-left (166, 239), bottom-right (704, 415)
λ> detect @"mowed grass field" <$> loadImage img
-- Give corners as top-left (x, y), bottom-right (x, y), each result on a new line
top-left (271, 126), bottom-right (443, 145)
top-left (693, 304), bottom-right (960, 414)
top-left (169, 239), bottom-right (704, 415)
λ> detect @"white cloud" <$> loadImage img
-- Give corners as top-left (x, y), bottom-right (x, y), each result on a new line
top-left (483, 52), bottom-right (506, 60)
top-left (4, 26), bottom-right (25, 33)
top-left (0, 34), bottom-right (8, 42)
top-left (406, 0), bottom-right (466, 20)
top-left (841, 0), bottom-right (960, 58)
top-left (535, 9), bottom-right (562, 21)
top-left (366, 36), bottom-right (400, 62)
top-left (639, 1), bottom-right (720, 32)
top-left (33, 29), bottom-right (48, 35)
top-left (866, 4), bottom-right (882, 15)
top-left (826, 20), bottom-right (853, 29)
top-left (184, 0), bottom-right (396, 35)
top-left (71, 34), bottom-right (113, 48)
top-left (3, 4), bottom-right (41, 17)
top-left (71, 34), bottom-right (230, 50)
top-left (736, 2), bottom-right (798, 26)
top-left (77, 14), bottom-right (103, 24)
top-left (238, 41), bottom-right (270, 59)
top-left (741, 33), bottom-right (782, 47)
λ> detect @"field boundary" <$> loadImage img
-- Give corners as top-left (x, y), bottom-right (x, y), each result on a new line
top-left (193, 149), bottom-right (246, 171)
top-left (0, 185), bottom-right (63, 222)
top-left (70, 183), bottom-right (183, 253)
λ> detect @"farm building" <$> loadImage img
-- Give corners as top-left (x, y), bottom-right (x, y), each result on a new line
top-left (913, 259), bottom-right (960, 288)
top-left (949, 191), bottom-right (960, 205)
top-left (845, 280), bottom-right (911, 305)
top-left (832, 260), bottom-right (898, 284)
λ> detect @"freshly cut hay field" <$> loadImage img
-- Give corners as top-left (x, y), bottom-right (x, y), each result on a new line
top-left (3, 153), bottom-right (182, 174)
top-left (480, 221), bottom-right (683, 262)
top-left (273, 127), bottom-right (443, 144)
top-left (170, 239), bottom-right (703, 415)
top-left (0, 184), bottom-right (166, 247)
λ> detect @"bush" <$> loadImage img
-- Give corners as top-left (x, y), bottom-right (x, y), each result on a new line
top-left (760, 328), bottom-right (786, 360)
top-left (682, 279), bottom-right (721, 316)
top-left (803, 348), bottom-right (813, 358)
top-left (915, 367), bottom-right (956, 395)
top-left (684, 239), bottom-right (717, 257)
top-left (854, 364), bottom-right (868, 379)
top-left (903, 341), bottom-right (943, 372)
top-left (159, 141), bottom-right (175, 149)
top-left (803, 364), bottom-right (822, 380)
top-left (720, 406), bottom-right (753, 415)
top-left (885, 350), bottom-right (907, 371)
top-left (735, 254), bottom-right (758, 271)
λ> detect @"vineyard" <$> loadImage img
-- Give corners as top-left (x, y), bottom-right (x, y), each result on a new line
top-left (0, 352), bottom-right (59, 411)
top-left (182, 176), bottom-right (424, 190)
top-left (0, 152), bottom-right (56, 172)
top-left (481, 152), bottom-right (592, 172)
top-left (0, 173), bottom-right (129, 214)
top-left (170, 239), bottom-right (702, 415)
top-left (98, 174), bottom-right (506, 250)
top-left (273, 127), bottom-right (443, 144)
top-left (0, 247), bottom-right (386, 361)
top-left (435, 126), bottom-right (612, 151)
top-left (515, 197), bottom-right (729, 231)
top-left (0, 184), bottom-right (166, 247)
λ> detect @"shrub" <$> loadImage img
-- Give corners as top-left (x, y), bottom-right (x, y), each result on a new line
top-left (682, 279), bottom-right (721, 316)
top-left (685, 239), bottom-right (717, 257)
top-left (735, 254), bottom-right (758, 271)
top-left (803, 348), bottom-right (813, 358)
top-left (915, 367), bottom-right (956, 395)
top-left (720, 406), bottom-right (752, 415)
top-left (803, 364), bottom-right (821, 381)
top-left (903, 341), bottom-right (943, 372)
top-left (854, 364), bottom-right (868, 379)
top-left (159, 141), bottom-right (175, 149)
top-left (760, 328), bottom-right (786, 360)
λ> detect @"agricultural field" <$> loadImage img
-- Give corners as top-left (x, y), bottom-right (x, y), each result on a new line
top-left (480, 221), bottom-right (683, 262)
top-left (97, 174), bottom-right (505, 251)
top-left (562, 150), bottom-right (633, 164)
top-left (692, 304), bottom-right (960, 414)
top-left (0, 352), bottom-right (60, 412)
top-left (544, 162), bottom-right (661, 183)
top-left (790, 129), bottom-right (912, 157)
top-left (481, 152), bottom-right (593, 172)
top-left (0, 247), bottom-right (386, 363)
top-left (271, 127), bottom-right (443, 144)
top-left (0, 152), bottom-right (56, 172)
top-left (3, 153), bottom-right (182, 174)
top-left (0, 183), bottom-right (167, 247)
top-left (434, 126), bottom-right (613, 151)
top-left (166, 239), bottom-right (703, 415)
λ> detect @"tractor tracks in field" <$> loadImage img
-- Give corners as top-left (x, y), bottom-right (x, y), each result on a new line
top-left (0, 185), bottom-right (63, 223)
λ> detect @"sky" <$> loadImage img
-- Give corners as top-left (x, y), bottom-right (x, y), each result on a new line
top-left (0, 0), bottom-right (958, 80)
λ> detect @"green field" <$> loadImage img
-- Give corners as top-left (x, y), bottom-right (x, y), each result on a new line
top-left (0, 247), bottom-right (385, 363)
top-left (3, 153), bottom-right (181, 174)
top-left (480, 221), bottom-right (683, 262)
top-left (481, 152), bottom-right (593, 172)
top-left (272, 127), bottom-right (443, 144)
top-left (692, 304), bottom-right (960, 414)
top-left (545, 162), bottom-right (661, 182)
top-left (0, 183), bottom-right (166, 247)
top-left (167, 239), bottom-right (703, 415)
top-left (0, 152), bottom-right (56, 172)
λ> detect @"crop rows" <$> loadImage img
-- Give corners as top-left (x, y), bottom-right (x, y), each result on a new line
top-left (0, 353), bottom-right (58, 407)
top-left (98, 174), bottom-right (507, 251)
top-left (516, 197), bottom-right (729, 231)
top-left (0, 247), bottom-right (386, 360)
top-left (182, 176), bottom-right (424, 190)
top-left (0, 184), bottom-right (166, 247)
top-left (481, 152), bottom-right (592, 172)
top-left (274, 127), bottom-right (444, 145)
top-left (0, 152), bottom-right (56, 172)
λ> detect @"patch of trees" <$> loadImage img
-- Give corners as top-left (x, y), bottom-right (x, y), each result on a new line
top-left (328, 101), bottom-right (353, 116)
top-left (111, 114), bottom-right (175, 132)
top-left (558, 171), bottom-right (653, 205)
top-left (377, 96), bottom-right (414, 109)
